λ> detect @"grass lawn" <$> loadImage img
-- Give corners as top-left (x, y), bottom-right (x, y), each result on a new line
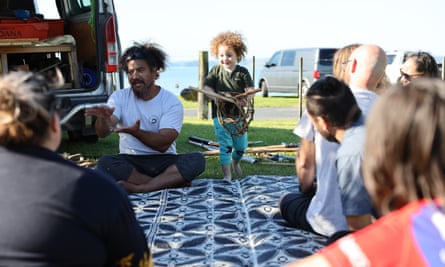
top-left (58, 96), bottom-right (301, 179)
top-left (181, 94), bottom-right (303, 109)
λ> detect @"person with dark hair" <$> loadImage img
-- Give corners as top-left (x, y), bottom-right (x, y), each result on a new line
top-left (0, 71), bottom-right (152, 266)
top-left (285, 78), bottom-right (445, 267)
top-left (280, 44), bottom-right (386, 241)
top-left (280, 76), bottom-right (374, 242)
top-left (85, 42), bottom-right (205, 193)
top-left (399, 51), bottom-right (439, 85)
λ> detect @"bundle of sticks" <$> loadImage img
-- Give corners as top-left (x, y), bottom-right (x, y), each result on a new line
top-left (60, 153), bottom-right (97, 168)
top-left (188, 136), bottom-right (299, 164)
top-left (190, 87), bottom-right (261, 136)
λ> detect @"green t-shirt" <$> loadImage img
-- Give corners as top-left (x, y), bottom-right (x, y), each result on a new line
top-left (204, 64), bottom-right (254, 118)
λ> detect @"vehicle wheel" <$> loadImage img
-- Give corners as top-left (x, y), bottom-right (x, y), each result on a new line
top-left (67, 130), bottom-right (81, 142)
top-left (82, 134), bottom-right (98, 143)
top-left (68, 130), bottom-right (98, 143)
top-left (261, 81), bottom-right (269, 97)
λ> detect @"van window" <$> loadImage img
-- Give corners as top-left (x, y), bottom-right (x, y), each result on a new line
top-left (386, 54), bottom-right (395, 64)
top-left (266, 51), bottom-right (281, 67)
top-left (67, 0), bottom-right (91, 16)
top-left (281, 50), bottom-right (295, 66)
top-left (318, 49), bottom-right (337, 66)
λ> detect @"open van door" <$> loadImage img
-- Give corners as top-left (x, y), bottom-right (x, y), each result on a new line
top-left (55, 0), bottom-right (123, 142)
top-left (0, 0), bottom-right (122, 142)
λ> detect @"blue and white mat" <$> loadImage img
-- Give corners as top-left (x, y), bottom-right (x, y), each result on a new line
top-left (129, 175), bottom-right (327, 267)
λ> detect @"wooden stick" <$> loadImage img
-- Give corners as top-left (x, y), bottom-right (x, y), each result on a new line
top-left (254, 161), bottom-right (295, 166)
top-left (188, 139), bottom-right (258, 163)
top-left (190, 87), bottom-right (236, 103)
top-left (232, 88), bottom-right (262, 99)
top-left (202, 145), bottom-right (299, 156)
top-left (190, 87), bottom-right (261, 102)
top-left (189, 135), bottom-right (282, 148)
top-left (188, 135), bottom-right (219, 147)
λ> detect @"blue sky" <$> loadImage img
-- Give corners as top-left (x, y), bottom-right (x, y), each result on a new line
top-left (41, 0), bottom-right (445, 62)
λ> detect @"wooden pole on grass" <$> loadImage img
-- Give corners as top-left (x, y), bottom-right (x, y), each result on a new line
top-left (298, 57), bottom-right (303, 119)
top-left (197, 51), bottom-right (209, 119)
top-left (441, 57), bottom-right (445, 80)
top-left (252, 55), bottom-right (255, 84)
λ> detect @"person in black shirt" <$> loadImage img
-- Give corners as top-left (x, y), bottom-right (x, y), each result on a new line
top-left (0, 71), bottom-right (152, 266)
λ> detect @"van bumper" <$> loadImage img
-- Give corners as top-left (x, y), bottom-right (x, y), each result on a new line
top-left (57, 94), bottom-right (109, 132)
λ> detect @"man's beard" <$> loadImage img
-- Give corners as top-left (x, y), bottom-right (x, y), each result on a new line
top-left (319, 129), bottom-right (338, 143)
top-left (131, 80), bottom-right (152, 99)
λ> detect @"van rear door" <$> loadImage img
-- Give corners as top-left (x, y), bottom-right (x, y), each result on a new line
top-left (315, 48), bottom-right (337, 81)
top-left (38, 0), bottom-right (122, 141)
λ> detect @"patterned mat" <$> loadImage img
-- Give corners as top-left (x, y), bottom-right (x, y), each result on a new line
top-left (129, 175), bottom-right (327, 267)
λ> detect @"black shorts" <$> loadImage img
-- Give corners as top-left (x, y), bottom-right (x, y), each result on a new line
top-left (96, 152), bottom-right (205, 182)
top-left (279, 192), bottom-right (315, 233)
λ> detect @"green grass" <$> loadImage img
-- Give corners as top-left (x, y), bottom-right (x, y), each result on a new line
top-left (58, 116), bottom-right (300, 179)
top-left (179, 118), bottom-right (298, 178)
top-left (181, 95), bottom-right (302, 109)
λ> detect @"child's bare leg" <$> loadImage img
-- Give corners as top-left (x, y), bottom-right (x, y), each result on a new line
top-left (232, 160), bottom-right (242, 176)
top-left (222, 164), bottom-right (232, 181)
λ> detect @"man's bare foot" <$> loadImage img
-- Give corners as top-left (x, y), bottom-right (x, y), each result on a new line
top-left (127, 169), bottom-right (153, 184)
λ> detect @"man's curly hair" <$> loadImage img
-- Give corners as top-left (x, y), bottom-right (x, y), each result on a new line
top-left (119, 42), bottom-right (168, 76)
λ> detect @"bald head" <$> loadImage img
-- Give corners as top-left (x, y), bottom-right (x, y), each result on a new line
top-left (345, 44), bottom-right (387, 92)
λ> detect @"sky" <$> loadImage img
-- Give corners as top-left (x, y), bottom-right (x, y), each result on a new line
top-left (41, 0), bottom-right (444, 62)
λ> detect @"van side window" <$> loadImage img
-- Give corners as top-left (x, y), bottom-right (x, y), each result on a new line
top-left (67, 0), bottom-right (91, 16)
top-left (281, 50), bottom-right (295, 66)
top-left (266, 52), bottom-right (281, 67)
top-left (387, 55), bottom-right (395, 64)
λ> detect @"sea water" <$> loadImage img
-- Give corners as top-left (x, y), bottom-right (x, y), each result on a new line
top-left (123, 61), bottom-right (265, 95)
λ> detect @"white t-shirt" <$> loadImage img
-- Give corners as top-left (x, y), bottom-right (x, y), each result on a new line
top-left (107, 87), bottom-right (184, 155)
top-left (294, 112), bottom-right (347, 236)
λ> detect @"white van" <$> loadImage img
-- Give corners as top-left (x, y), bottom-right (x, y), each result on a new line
top-left (258, 48), bottom-right (337, 97)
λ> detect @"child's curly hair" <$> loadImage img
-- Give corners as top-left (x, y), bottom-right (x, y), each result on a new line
top-left (210, 31), bottom-right (247, 62)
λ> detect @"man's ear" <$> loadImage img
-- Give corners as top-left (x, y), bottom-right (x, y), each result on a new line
top-left (350, 58), bottom-right (358, 73)
top-left (319, 116), bottom-right (331, 132)
top-left (50, 113), bottom-right (61, 133)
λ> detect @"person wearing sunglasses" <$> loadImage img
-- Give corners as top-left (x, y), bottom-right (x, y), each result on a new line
top-left (399, 51), bottom-right (439, 85)
top-left (85, 42), bottom-right (205, 193)
top-left (0, 71), bottom-right (152, 266)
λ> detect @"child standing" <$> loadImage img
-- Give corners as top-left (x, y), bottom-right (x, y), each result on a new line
top-left (203, 31), bottom-right (255, 181)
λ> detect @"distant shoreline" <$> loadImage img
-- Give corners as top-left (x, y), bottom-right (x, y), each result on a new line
top-left (169, 57), bottom-right (268, 68)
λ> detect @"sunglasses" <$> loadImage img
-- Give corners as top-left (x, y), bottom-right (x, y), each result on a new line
top-left (399, 69), bottom-right (424, 81)
top-left (126, 51), bottom-right (146, 62)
